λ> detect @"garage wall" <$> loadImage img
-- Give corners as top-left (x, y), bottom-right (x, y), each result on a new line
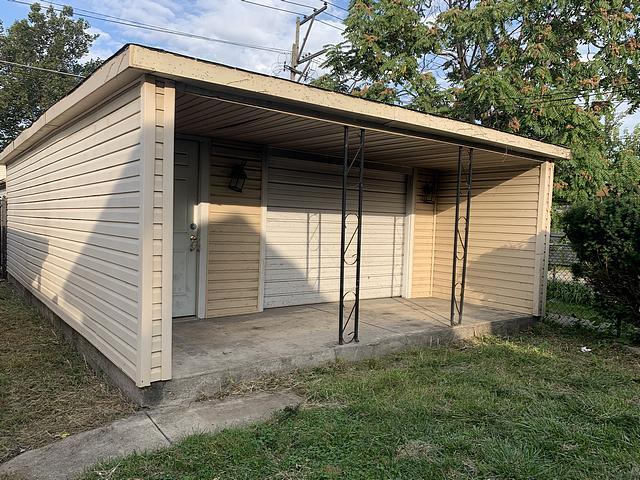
top-left (6, 82), bottom-right (144, 383)
top-left (430, 164), bottom-right (543, 314)
top-left (206, 142), bottom-right (263, 318)
top-left (410, 170), bottom-right (437, 298)
top-left (264, 156), bottom-right (406, 308)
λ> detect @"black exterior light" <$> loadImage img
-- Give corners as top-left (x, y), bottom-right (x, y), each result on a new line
top-left (422, 177), bottom-right (437, 204)
top-left (228, 161), bottom-right (248, 192)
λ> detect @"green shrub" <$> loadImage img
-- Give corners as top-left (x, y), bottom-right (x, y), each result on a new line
top-left (546, 279), bottom-right (596, 305)
top-left (563, 193), bottom-right (640, 338)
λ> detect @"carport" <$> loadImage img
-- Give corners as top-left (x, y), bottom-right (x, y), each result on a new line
top-left (170, 71), bottom-right (560, 335)
top-left (0, 45), bottom-right (568, 402)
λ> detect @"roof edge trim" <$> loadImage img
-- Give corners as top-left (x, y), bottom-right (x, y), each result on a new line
top-left (0, 46), bottom-right (136, 164)
top-left (129, 45), bottom-right (570, 162)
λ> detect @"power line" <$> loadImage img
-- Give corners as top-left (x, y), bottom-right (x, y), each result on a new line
top-left (280, 0), bottom-right (346, 21)
top-left (36, 0), bottom-right (160, 28)
top-left (9, 0), bottom-right (290, 54)
top-left (525, 82), bottom-right (636, 107)
top-left (240, 0), bottom-right (344, 31)
top-left (0, 59), bottom-right (85, 78)
top-left (324, 0), bottom-right (349, 12)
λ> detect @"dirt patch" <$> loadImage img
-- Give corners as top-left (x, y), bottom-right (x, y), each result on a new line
top-left (0, 282), bottom-right (135, 463)
top-left (396, 440), bottom-right (440, 461)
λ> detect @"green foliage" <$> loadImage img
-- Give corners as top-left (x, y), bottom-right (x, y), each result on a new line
top-left (547, 279), bottom-right (596, 306)
top-left (607, 125), bottom-right (640, 195)
top-left (563, 192), bottom-right (640, 335)
top-left (314, 0), bottom-right (640, 203)
top-left (0, 3), bottom-right (99, 149)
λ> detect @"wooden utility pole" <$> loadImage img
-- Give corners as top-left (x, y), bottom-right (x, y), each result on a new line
top-left (286, 3), bottom-right (329, 82)
top-left (290, 17), bottom-right (301, 81)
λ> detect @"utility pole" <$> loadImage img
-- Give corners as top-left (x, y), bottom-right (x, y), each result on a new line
top-left (286, 2), bottom-right (329, 82)
top-left (290, 17), bottom-right (300, 81)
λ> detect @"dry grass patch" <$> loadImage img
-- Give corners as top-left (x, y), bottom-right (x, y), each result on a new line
top-left (0, 282), bottom-right (135, 463)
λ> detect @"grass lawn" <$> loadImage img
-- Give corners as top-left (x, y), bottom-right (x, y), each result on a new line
top-left (83, 324), bottom-right (640, 480)
top-left (0, 282), bottom-right (135, 463)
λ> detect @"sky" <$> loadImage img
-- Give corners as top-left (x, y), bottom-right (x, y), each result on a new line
top-left (1, 0), bottom-right (347, 77)
top-left (1, 0), bottom-right (638, 131)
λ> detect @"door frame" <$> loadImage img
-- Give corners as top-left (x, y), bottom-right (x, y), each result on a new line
top-left (175, 135), bottom-right (210, 320)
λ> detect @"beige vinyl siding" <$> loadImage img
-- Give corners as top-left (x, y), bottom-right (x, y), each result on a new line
top-left (533, 161), bottom-right (554, 316)
top-left (206, 142), bottom-right (263, 318)
top-left (6, 83), bottom-right (143, 382)
top-left (265, 157), bottom-right (406, 308)
top-left (430, 165), bottom-right (542, 314)
top-left (410, 171), bottom-right (436, 298)
top-left (149, 79), bottom-right (175, 382)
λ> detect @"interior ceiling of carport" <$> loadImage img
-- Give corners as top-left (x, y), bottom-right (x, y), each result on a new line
top-left (175, 92), bottom-right (541, 172)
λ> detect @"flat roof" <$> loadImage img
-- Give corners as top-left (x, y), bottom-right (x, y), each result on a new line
top-left (0, 44), bottom-right (571, 165)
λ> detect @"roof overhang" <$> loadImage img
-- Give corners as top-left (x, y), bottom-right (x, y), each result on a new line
top-left (0, 44), bottom-right (571, 165)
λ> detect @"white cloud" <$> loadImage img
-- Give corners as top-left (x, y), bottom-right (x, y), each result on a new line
top-left (81, 0), bottom-right (344, 77)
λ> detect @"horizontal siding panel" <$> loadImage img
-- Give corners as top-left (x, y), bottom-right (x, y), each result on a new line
top-left (9, 140), bottom-right (142, 194)
top-left (8, 207), bottom-right (140, 224)
top-left (9, 222), bottom-right (138, 256)
top-left (206, 305), bottom-right (260, 317)
top-left (411, 170), bottom-right (436, 297)
top-left (8, 177), bottom-right (140, 204)
top-left (10, 215), bottom-right (139, 239)
top-left (7, 230), bottom-right (137, 285)
top-left (206, 142), bottom-right (262, 318)
top-left (265, 286), bottom-right (402, 308)
top-left (8, 232), bottom-right (138, 295)
top-left (266, 255), bottom-right (400, 271)
top-left (8, 257), bottom-right (138, 362)
top-left (265, 157), bottom-right (406, 309)
top-left (6, 83), bottom-right (142, 385)
top-left (208, 253), bottom-right (260, 263)
top-left (9, 87), bottom-right (141, 177)
top-left (9, 114), bottom-right (141, 191)
top-left (10, 264), bottom-right (137, 379)
top-left (8, 192), bottom-right (140, 210)
top-left (9, 244), bottom-right (138, 337)
top-left (431, 164), bottom-right (540, 314)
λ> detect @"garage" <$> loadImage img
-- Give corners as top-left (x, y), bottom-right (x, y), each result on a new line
top-left (264, 156), bottom-right (408, 308)
top-left (1, 44), bottom-right (564, 396)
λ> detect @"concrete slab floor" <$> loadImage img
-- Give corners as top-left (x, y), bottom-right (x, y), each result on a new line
top-left (165, 297), bottom-right (534, 404)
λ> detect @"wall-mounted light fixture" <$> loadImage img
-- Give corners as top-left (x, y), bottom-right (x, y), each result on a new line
top-left (421, 176), bottom-right (437, 204)
top-left (228, 161), bottom-right (248, 192)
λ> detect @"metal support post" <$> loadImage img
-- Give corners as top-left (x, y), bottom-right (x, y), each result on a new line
top-left (339, 126), bottom-right (348, 342)
top-left (450, 147), bottom-right (473, 326)
top-left (339, 127), bottom-right (365, 344)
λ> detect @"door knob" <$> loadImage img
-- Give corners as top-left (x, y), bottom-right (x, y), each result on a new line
top-left (189, 234), bottom-right (199, 252)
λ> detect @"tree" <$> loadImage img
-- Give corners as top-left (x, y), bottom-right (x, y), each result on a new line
top-left (607, 125), bottom-right (640, 195)
top-left (314, 0), bottom-right (640, 203)
top-left (564, 192), bottom-right (640, 338)
top-left (0, 3), bottom-right (99, 149)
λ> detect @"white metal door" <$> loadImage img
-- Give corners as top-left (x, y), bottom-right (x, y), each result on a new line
top-left (265, 157), bottom-right (407, 308)
top-left (172, 140), bottom-right (200, 317)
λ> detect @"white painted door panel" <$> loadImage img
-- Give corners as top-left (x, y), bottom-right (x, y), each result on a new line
top-left (172, 140), bottom-right (199, 317)
top-left (265, 157), bottom-right (407, 308)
